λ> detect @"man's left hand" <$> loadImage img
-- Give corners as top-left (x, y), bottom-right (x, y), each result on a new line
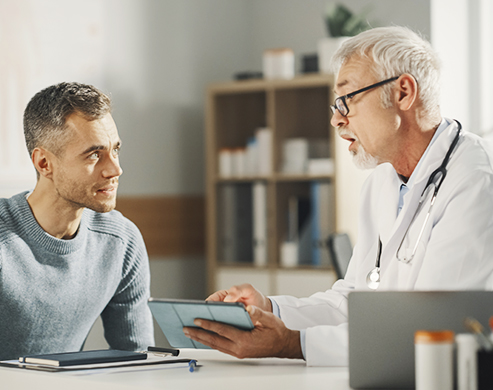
top-left (182, 305), bottom-right (303, 359)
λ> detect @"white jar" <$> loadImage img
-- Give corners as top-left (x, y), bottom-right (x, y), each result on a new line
top-left (456, 334), bottom-right (478, 390)
top-left (231, 148), bottom-right (246, 177)
top-left (263, 48), bottom-right (295, 80)
top-left (415, 330), bottom-right (455, 390)
top-left (218, 148), bottom-right (233, 178)
top-left (280, 241), bottom-right (298, 268)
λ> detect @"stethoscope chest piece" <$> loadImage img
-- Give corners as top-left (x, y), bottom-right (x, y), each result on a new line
top-left (367, 238), bottom-right (382, 290)
top-left (366, 267), bottom-right (381, 290)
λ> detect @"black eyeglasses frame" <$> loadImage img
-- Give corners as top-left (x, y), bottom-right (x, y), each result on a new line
top-left (330, 76), bottom-right (400, 117)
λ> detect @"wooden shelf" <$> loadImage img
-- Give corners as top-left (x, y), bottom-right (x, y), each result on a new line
top-left (205, 75), bottom-right (339, 295)
top-left (208, 74), bottom-right (334, 94)
top-left (214, 174), bottom-right (335, 184)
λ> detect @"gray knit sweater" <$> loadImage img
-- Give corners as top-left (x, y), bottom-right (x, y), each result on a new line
top-left (0, 192), bottom-right (154, 360)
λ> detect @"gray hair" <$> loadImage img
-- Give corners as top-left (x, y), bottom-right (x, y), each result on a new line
top-left (330, 26), bottom-right (441, 119)
top-left (24, 82), bottom-right (112, 157)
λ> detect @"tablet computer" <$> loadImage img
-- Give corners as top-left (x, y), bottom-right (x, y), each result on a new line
top-left (148, 298), bottom-right (254, 349)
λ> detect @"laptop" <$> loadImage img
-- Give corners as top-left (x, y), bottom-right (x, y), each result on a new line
top-left (348, 291), bottom-right (493, 389)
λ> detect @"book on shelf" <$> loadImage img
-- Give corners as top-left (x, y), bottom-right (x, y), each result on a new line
top-left (282, 181), bottom-right (334, 267)
top-left (253, 181), bottom-right (268, 267)
top-left (287, 195), bottom-right (312, 265)
top-left (311, 181), bottom-right (335, 267)
top-left (245, 136), bottom-right (258, 176)
top-left (218, 183), bottom-right (253, 263)
top-left (256, 128), bottom-right (272, 175)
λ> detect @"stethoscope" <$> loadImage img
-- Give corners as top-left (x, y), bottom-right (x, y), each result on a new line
top-left (366, 121), bottom-right (462, 290)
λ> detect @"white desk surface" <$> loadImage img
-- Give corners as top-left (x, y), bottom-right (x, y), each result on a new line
top-left (1, 349), bottom-right (351, 390)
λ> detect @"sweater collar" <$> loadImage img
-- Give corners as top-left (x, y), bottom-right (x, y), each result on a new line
top-left (12, 191), bottom-right (88, 255)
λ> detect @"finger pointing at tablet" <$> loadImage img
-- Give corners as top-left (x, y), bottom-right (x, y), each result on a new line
top-left (206, 284), bottom-right (272, 313)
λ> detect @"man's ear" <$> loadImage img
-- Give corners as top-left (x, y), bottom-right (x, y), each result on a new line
top-left (394, 74), bottom-right (418, 111)
top-left (31, 147), bottom-right (55, 179)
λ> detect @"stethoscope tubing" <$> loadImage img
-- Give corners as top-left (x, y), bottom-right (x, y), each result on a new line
top-left (367, 120), bottom-right (462, 289)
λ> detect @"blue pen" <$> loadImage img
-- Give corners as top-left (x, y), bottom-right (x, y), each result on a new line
top-left (188, 360), bottom-right (198, 373)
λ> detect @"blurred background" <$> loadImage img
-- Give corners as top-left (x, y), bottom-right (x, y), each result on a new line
top-left (0, 0), bottom-right (491, 348)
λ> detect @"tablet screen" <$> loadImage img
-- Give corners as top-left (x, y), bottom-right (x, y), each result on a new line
top-left (148, 298), bottom-right (254, 349)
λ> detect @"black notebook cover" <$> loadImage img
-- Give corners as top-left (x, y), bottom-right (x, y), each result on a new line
top-left (19, 349), bottom-right (147, 367)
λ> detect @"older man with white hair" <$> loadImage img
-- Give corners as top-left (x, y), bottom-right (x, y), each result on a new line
top-left (184, 26), bottom-right (493, 366)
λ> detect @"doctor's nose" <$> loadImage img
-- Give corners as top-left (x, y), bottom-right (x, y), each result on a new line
top-left (330, 109), bottom-right (349, 128)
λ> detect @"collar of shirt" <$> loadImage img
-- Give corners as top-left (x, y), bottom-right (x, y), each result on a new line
top-left (397, 118), bottom-right (451, 215)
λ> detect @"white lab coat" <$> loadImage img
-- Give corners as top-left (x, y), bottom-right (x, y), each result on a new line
top-left (272, 119), bottom-right (493, 366)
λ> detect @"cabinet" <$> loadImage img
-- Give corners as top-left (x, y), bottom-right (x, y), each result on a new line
top-left (205, 74), bottom-right (368, 296)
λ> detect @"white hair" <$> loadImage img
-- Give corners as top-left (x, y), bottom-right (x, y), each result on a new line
top-left (330, 26), bottom-right (441, 119)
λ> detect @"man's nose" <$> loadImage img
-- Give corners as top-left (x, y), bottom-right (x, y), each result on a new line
top-left (102, 155), bottom-right (123, 178)
top-left (330, 109), bottom-right (349, 128)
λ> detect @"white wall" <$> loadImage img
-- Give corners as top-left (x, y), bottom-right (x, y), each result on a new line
top-left (0, 0), bottom-right (107, 196)
top-left (103, 0), bottom-right (252, 197)
top-left (431, 0), bottom-right (493, 135)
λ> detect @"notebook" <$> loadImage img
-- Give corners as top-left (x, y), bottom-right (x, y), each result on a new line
top-left (348, 291), bottom-right (493, 389)
top-left (19, 349), bottom-right (146, 367)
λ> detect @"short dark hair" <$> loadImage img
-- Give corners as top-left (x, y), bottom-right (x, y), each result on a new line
top-left (23, 82), bottom-right (112, 157)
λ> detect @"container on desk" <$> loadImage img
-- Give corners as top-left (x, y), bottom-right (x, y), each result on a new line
top-left (478, 350), bottom-right (493, 390)
top-left (415, 330), bottom-right (454, 390)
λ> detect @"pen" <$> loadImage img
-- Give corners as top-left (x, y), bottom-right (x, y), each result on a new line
top-left (464, 317), bottom-right (493, 351)
top-left (489, 316), bottom-right (493, 343)
top-left (188, 359), bottom-right (198, 373)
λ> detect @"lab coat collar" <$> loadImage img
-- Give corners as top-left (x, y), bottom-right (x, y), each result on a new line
top-left (378, 118), bottom-right (461, 248)
top-left (407, 119), bottom-right (459, 190)
top-left (402, 118), bottom-right (450, 191)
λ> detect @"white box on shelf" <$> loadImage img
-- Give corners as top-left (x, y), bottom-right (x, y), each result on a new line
top-left (256, 128), bottom-right (273, 175)
top-left (263, 48), bottom-right (295, 80)
top-left (232, 148), bottom-right (246, 177)
top-left (282, 138), bottom-right (309, 174)
top-left (308, 158), bottom-right (335, 175)
top-left (280, 241), bottom-right (298, 268)
top-left (218, 148), bottom-right (233, 178)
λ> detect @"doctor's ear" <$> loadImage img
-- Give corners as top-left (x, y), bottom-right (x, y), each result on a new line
top-left (31, 147), bottom-right (56, 179)
top-left (394, 74), bottom-right (418, 111)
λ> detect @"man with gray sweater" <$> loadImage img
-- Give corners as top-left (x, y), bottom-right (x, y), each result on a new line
top-left (0, 82), bottom-right (154, 360)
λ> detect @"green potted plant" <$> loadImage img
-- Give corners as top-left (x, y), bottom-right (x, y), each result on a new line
top-left (324, 3), bottom-right (372, 37)
top-left (318, 3), bottom-right (374, 73)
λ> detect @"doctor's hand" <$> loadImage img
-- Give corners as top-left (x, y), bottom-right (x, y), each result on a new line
top-left (183, 305), bottom-right (303, 359)
top-left (206, 283), bottom-right (273, 313)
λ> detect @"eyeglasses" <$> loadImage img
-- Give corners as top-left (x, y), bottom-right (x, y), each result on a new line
top-left (330, 76), bottom-right (400, 117)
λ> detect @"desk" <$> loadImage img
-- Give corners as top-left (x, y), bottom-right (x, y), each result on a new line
top-left (1, 349), bottom-right (351, 390)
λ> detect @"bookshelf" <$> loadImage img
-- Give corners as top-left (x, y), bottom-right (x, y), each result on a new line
top-left (205, 74), bottom-right (365, 296)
